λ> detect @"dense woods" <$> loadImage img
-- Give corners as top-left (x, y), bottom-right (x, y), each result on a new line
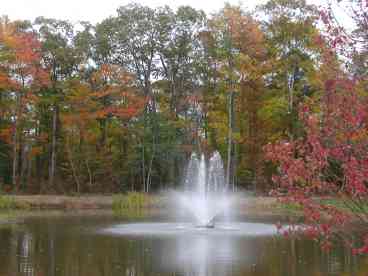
top-left (0, 0), bottom-right (366, 196)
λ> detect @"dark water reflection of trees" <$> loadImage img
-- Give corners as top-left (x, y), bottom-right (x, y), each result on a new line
top-left (0, 215), bottom-right (367, 276)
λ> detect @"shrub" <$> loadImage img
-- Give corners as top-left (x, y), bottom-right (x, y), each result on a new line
top-left (112, 192), bottom-right (164, 211)
top-left (0, 196), bottom-right (16, 210)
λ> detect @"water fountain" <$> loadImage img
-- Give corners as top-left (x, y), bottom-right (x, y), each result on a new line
top-left (103, 150), bottom-right (287, 237)
top-left (181, 151), bottom-right (229, 228)
top-left (94, 152), bottom-right (316, 276)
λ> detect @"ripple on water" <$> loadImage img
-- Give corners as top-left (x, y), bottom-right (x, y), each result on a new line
top-left (101, 222), bottom-right (282, 237)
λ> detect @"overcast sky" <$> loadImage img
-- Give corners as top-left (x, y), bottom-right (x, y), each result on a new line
top-left (1, 0), bottom-right (325, 24)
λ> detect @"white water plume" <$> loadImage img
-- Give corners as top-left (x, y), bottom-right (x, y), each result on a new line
top-left (180, 151), bottom-right (231, 227)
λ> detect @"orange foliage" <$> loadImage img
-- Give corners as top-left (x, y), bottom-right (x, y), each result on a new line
top-left (90, 64), bottom-right (145, 120)
top-left (0, 72), bottom-right (12, 90)
top-left (224, 7), bottom-right (266, 59)
top-left (0, 127), bottom-right (13, 143)
top-left (0, 21), bottom-right (50, 91)
top-left (30, 146), bottom-right (43, 157)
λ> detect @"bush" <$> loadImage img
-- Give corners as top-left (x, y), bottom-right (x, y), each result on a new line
top-left (112, 192), bottom-right (164, 211)
top-left (0, 196), bottom-right (16, 210)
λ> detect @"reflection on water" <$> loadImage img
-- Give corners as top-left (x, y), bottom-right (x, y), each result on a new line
top-left (18, 233), bottom-right (34, 276)
top-left (0, 213), bottom-right (367, 276)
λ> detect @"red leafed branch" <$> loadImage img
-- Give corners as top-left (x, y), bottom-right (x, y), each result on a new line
top-left (265, 77), bottom-right (368, 253)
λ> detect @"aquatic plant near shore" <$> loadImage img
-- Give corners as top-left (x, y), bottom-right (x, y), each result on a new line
top-left (112, 192), bottom-right (165, 211)
top-left (0, 196), bottom-right (31, 210)
top-left (0, 196), bottom-right (16, 210)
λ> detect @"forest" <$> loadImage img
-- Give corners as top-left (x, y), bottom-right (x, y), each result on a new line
top-left (0, 0), bottom-right (367, 196)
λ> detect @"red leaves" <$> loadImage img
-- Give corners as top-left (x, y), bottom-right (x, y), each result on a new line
top-left (100, 104), bottom-right (143, 120)
top-left (0, 24), bottom-right (50, 92)
top-left (9, 33), bottom-right (49, 88)
top-left (90, 64), bottom-right (144, 120)
top-left (319, 10), bottom-right (330, 26)
top-left (319, 0), bottom-right (367, 61)
top-left (324, 79), bottom-right (336, 92)
top-left (266, 75), bottom-right (368, 253)
top-left (12, 33), bottom-right (42, 64)
top-left (92, 64), bottom-right (134, 88)
top-left (352, 235), bottom-right (368, 255)
top-left (305, 226), bottom-right (319, 240)
top-left (321, 240), bottom-right (333, 252)
top-left (62, 64), bottom-right (145, 144)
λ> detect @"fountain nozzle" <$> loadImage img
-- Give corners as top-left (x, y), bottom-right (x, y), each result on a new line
top-left (195, 218), bottom-right (215, 229)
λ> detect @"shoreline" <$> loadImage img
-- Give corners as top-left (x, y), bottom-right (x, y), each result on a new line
top-left (0, 194), bottom-right (282, 210)
top-left (0, 195), bottom-right (304, 225)
top-left (1, 195), bottom-right (114, 210)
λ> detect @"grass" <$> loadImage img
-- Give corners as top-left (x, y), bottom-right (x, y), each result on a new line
top-left (112, 192), bottom-right (165, 212)
top-left (0, 195), bottom-right (30, 226)
top-left (271, 201), bottom-right (304, 215)
top-left (320, 198), bottom-right (368, 214)
top-left (273, 197), bottom-right (368, 218)
top-left (0, 195), bottom-right (31, 210)
top-left (321, 198), bottom-right (347, 209)
top-left (0, 195), bottom-right (17, 210)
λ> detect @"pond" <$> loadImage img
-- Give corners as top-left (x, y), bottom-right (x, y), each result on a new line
top-left (0, 211), bottom-right (367, 276)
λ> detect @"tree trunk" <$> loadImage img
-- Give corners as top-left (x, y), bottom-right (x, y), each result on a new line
top-left (287, 67), bottom-right (297, 138)
top-left (99, 119), bottom-right (107, 148)
top-left (142, 142), bottom-right (146, 192)
top-left (20, 140), bottom-right (28, 191)
top-left (12, 125), bottom-right (18, 189)
top-left (66, 138), bottom-right (80, 194)
top-left (226, 91), bottom-right (234, 191)
top-left (85, 157), bottom-right (93, 190)
top-left (146, 145), bottom-right (155, 193)
top-left (12, 92), bottom-right (22, 189)
top-left (27, 143), bottom-right (33, 192)
top-left (49, 104), bottom-right (58, 189)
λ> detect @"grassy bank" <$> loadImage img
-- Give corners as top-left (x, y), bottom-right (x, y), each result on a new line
top-left (0, 193), bottom-right (315, 216)
top-left (273, 202), bottom-right (303, 215)
top-left (112, 192), bottom-right (166, 212)
top-left (0, 196), bottom-right (31, 226)
top-left (269, 197), bottom-right (368, 219)
top-left (0, 195), bottom-right (113, 210)
top-left (0, 193), bottom-right (166, 211)
top-left (0, 195), bottom-right (31, 210)
top-left (320, 198), bottom-right (368, 213)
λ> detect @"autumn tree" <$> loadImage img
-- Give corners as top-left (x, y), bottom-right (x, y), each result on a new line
top-left (1, 1), bottom-right (365, 201)
top-left (88, 64), bottom-right (144, 192)
top-left (156, 6), bottom-right (206, 187)
top-left (0, 17), bottom-right (49, 191)
top-left (0, 17), bottom-right (14, 188)
top-left (266, 0), bottom-right (368, 254)
top-left (33, 17), bottom-right (78, 191)
top-left (203, 5), bottom-right (271, 191)
top-left (260, 0), bottom-right (322, 139)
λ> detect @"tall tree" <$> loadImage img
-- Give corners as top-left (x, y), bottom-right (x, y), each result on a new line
top-left (34, 17), bottom-right (77, 191)
top-left (205, 5), bottom-right (270, 191)
top-left (0, 18), bottom-right (49, 190)
top-left (260, 0), bottom-right (321, 139)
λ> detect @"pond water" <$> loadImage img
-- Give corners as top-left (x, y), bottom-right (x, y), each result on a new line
top-left (0, 211), bottom-right (367, 276)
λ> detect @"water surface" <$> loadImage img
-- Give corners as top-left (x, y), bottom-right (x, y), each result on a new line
top-left (0, 211), bottom-right (367, 276)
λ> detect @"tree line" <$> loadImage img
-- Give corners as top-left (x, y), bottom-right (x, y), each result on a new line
top-left (0, 0), bottom-right (366, 194)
